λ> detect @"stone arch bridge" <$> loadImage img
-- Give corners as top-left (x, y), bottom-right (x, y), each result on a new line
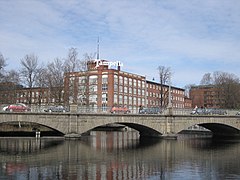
top-left (0, 112), bottom-right (239, 138)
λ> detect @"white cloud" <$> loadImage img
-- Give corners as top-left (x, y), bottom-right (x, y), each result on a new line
top-left (1, 0), bottom-right (240, 87)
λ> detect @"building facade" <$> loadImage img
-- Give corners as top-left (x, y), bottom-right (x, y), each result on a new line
top-left (190, 85), bottom-right (222, 108)
top-left (0, 82), bottom-right (63, 106)
top-left (64, 59), bottom-right (186, 113)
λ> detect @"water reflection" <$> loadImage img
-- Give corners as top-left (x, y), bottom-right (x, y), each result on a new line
top-left (0, 138), bottom-right (64, 155)
top-left (0, 132), bottom-right (239, 179)
top-left (87, 131), bottom-right (140, 150)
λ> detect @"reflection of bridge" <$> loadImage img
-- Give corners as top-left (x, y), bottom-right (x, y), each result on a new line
top-left (0, 136), bottom-right (239, 179)
top-left (0, 112), bottom-right (240, 138)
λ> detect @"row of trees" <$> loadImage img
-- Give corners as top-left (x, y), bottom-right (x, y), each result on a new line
top-left (0, 48), bottom-right (95, 104)
top-left (2, 49), bottom-right (239, 109)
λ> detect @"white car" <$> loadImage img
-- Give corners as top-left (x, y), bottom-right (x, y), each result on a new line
top-left (2, 106), bottom-right (8, 111)
top-left (44, 105), bottom-right (68, 112)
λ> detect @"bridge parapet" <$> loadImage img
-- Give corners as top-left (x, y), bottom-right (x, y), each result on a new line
top-left (0, 112), bottom-right (240, 138)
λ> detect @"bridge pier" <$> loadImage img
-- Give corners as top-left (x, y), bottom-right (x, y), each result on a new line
top-left (161, 133), bottom-right (178, 139)
top-left (64, 133), bottom-right (81, 139)
top-left (70, 104), bottom-right (78, 113)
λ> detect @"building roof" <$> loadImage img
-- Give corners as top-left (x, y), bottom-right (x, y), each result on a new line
top-left (146, 80), bottom-right (185, 91)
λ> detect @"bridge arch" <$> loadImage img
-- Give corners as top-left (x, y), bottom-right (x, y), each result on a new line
top-left (114, 122), bottom-right (162, 137)
top-left (0, 121), bottom-right (65, 136)
top-left (199, 123), bottom-right (240, 137)
top-left (78, 122), bottom-right (163, 138)
top-left (174, 115), bottom-right (240, 137)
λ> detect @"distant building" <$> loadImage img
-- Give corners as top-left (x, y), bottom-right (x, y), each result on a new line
top-left (0, 82), bottom-right (23, 105)
top-left (184, 96), bottom-right (192, 109)
top-left (146, 80), bottom-right (185, 109)
top-left (190, 85), bottom-right (223, 108)
top-left (0, 82), bottom-right (63, 106)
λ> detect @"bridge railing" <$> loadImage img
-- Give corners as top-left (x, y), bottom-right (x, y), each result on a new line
top-left (159, 108), bottom-right (240, 116)
top-left (1, 104), bottom-right (239, 116)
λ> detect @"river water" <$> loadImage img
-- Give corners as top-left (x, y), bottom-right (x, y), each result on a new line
top-left (0, 131), bottom-right (239, 180)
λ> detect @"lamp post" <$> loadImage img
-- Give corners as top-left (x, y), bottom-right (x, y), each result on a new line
top-left (168, 78), bottom-right (173, 115)
top-left (168, 78), bottom-right (172, 108)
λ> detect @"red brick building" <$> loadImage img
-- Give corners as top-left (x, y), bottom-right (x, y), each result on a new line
top-left (0, 82), bottom-right (63, 106)
top-left (190, 85), bottom-right (222, 108)
top-left (64, 59), bottom-right (187, 113)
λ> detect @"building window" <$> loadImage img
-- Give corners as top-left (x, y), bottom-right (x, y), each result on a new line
top-left (114, 84), bottom-right (118, 92)
top-left (102, 84), bottom-right (108, 92)
top-left (124, 86), bottom-right (128, 94)
top-left (79, 77), bottom-right (86, 84)
top-left (133, 79), bottom-right (137, 87)
top-left (102, 93), bottom-right (108, 102)
top-left (133, 97), bottom-right (136, 105)
top-left (138, 80), bottom-right (141, 87)
top-left (102, 75), bottom-right (108, 84)
top-left (129, 87), bottom-right (132, 94)
top-left (90, 85), bottom-right (97, 93)
top-left (129, 78), bottom-right (132, 86)
top-left (138, 98), bottom-right (141, 105)
top-left (89, 94), bottom-right (97, 103)
top-left (138, 89), bottom-right (141, 96)
top-left (119, 76), bottom-right (123, 85)
top-left (114, 94), bottom-right (118, 104)
top-left (129, 96), bottom-right (132, 105)
top-left (119, 85), bottom-right (123, 93)
top-left (133, 88), bottom-right (137, 95)
top-left (119, 95), bottom-right (123, 104)
top-left (114, 75), bottom-right (118, 84)
top-left (102, 103), bottom-right (108, 112)
top-left (124, 77), bottom-right (128, 85)
top-left (89, 75), bottom-right (97, 85)
top-left (124, 96), bottom-right (128, 104)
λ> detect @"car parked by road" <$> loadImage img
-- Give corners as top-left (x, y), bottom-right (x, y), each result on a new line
top-left (44, 105), bottom-right (68, 112)
top-left (208, 108), bottom-right (227, 115)
top-left (191, 107), bottom-right (227, 115)
top-left (4, 103), bottom-right (31, 112)
top-left (110, 106), bottom-right (130, 114)
top-left (139, 107), bottom-right (162, 114)
top-left (2, 106), bottom-right (8, 111)
top-left (191, 108), bottom-right (210, 115)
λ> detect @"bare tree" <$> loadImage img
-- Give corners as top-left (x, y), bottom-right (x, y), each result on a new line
top-left (4, 70), bottom-right (20, 84)
top-left (34, 66), bottom-right (49, 105)
top-left (213, 71), bottom-right (240, 109)
top-left (200, 73), bottom-right (212, 85)
top-left (82, 52), bottom-right (96, 71)
top-left (0, 53), bottom-right (6, 82)
top-left (35, 66), bottom-right (48, 88)
top-left (184, 84), bottom-right (196, 98)
top-left (47, 58), bottom-right (65, 104)
top-left (157, 66), bottom-right (172, 108)
top-left (64, 48), bottom-right (81, 72)
top-left (20, 54), bottom-right (39, 104)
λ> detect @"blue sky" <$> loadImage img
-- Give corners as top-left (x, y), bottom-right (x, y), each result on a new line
top-left (1, 0), bottom-right (240, 88)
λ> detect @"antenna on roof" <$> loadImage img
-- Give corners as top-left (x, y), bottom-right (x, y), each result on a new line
top-left (97, 36), bottom-right (100, 60)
